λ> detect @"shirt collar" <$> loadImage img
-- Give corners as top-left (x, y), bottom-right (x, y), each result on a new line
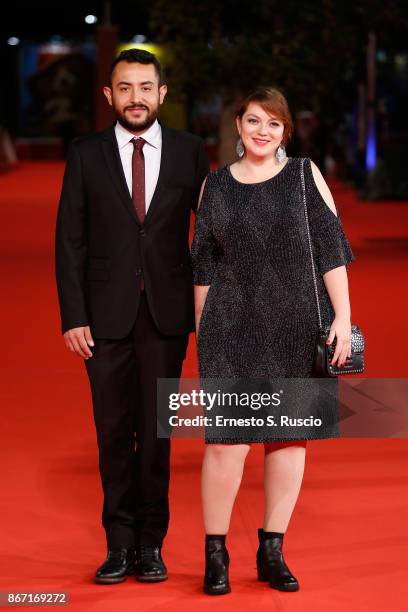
top-left (115, 119), bottom-right (161, 150)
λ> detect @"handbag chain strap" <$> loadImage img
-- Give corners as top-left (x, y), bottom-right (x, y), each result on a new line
top-left (300, 157), bottom-right (323, 329)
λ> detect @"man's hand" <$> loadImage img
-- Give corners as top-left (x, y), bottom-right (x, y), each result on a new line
top-left (64, 326), bottom-right (94, 359)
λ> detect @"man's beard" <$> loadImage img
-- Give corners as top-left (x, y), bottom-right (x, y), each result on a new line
top-left (115, 102), bottom-right (159, 133)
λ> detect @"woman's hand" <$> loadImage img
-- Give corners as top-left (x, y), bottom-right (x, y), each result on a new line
top-left (326, 317), bottom-right (351, 368)
top-left (322, 266), bottom-right (352, 368)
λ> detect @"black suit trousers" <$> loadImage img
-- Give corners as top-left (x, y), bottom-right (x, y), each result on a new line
top-left (85, 292), bottom-right (188, 549)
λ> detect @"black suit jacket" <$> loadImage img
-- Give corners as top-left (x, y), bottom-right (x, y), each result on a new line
top-left (55, 123), bottom-right (209, 338)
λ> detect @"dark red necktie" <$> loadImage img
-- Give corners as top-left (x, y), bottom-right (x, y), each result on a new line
top-left (132, 137), bottom-right (146, 223)
top-left (132, 137), bottom-right (146, 290)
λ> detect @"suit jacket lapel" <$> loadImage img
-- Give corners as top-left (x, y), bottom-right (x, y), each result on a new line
top-left (101, 125), bottom-right (141, 226)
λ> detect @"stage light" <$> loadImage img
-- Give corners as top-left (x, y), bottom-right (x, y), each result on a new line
top-left (394, 54), bottom-right (406, 67)
top-left (85, 15), bottom-right (98, 25)
top-left (132, 34), bottom-right (147, 43)
top-left (376, 50), bottom-right (387, 63)
top-left (365, 125), bottom-right (377, 171)
top-left (7, 37), bottom-right (20, 46)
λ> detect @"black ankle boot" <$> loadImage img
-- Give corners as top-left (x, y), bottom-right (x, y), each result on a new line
top-left (256, 528), bottom-right (299, 592)
top-left (203, 535), bottom-right (231, 595)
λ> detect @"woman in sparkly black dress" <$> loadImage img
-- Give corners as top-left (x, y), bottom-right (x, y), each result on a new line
top-left (191, 87), bottom-right (355, 595)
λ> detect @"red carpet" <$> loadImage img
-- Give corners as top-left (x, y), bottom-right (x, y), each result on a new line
top-left (0, 161), bottom-right (407, 611)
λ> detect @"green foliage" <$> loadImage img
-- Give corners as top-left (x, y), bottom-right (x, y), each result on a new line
top-left (145, 0), bottom-right (408, 120)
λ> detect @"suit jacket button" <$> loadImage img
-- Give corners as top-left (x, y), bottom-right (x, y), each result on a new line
top-left (136, 268), bottom-right (142, 275)
top-left (139, 228), bottom-right (146, 236)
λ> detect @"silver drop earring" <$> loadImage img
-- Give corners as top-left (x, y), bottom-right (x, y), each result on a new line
top-left (276, 144), bottom-right (286, 163)
top-left (236, 137), bottom-right (245, 158)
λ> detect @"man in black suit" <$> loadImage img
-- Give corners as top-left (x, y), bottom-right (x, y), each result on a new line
top-left (55, 49), bottom-right (209, 584)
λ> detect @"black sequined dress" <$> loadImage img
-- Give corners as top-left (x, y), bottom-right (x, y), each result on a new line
top-left (191, 157), bottom-right (355, 442)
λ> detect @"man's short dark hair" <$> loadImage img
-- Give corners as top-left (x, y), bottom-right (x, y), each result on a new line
top-left (110, 49), bottom-right (164, 86)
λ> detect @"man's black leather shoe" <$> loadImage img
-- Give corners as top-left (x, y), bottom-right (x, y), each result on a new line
top-left (94, 549), bottom-right (136, 584)
top-left (135, 545), bottom-right (168, 582)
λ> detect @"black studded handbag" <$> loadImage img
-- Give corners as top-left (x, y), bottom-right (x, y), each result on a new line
top-left (300, 158), bottom-right (365, 377)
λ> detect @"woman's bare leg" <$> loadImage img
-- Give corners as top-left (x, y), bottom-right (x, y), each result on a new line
top-left (202, 443), bottom-right (251, 533)
top-left (263, 445), bottom-right (306, 532)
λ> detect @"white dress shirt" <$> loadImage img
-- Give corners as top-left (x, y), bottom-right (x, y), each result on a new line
top-left (114, 119), bottom-right (162, 212)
